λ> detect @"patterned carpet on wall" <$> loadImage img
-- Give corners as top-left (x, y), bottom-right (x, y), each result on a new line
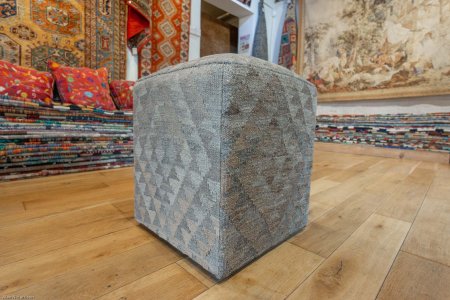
top-left (128, 0), bottom-right (152, 21)
top-left (138, 0), bottom-right (191, 77)
top-left (0, 97), bottom-right (133, 181)
top-left (0, 0), bottom-right (85, 69)
top-left (316, 113), bottom-right (450, 153)
top-left (278, 1), bottom-right (298, 71)
top-left (84, 0), bottom-right (127, 79)
top-left (0, 0), bottom-right (127, 79)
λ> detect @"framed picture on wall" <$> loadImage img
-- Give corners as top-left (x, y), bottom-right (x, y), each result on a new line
top-left (298, 0), bottom-right (450, 102)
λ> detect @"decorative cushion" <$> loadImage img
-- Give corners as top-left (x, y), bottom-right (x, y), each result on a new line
top-left (48, 61), bottom-right (116, 111)
top-left (110, 80), bottom-right (135, 110)
top-left (0, 60), bottom-right (54, 106)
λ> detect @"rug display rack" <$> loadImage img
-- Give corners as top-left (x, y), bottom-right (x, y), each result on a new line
top-left (0, 97), bottom-right (133, 181)
top-left (316, 113), bottom-right (450, 153)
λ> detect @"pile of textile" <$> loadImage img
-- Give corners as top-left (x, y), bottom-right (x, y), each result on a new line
top-left (316, 113), bottom-right (450, 152)
top-left (0, 97), bottom-right (133, 181)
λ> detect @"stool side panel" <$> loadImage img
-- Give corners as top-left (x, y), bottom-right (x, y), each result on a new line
top-left (134, 64), bottom-right (224, 277)
top-left (219, 63), bottom-right (317, 278)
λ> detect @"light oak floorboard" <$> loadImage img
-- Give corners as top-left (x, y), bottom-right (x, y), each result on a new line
top-left (290, 191), bottom-right (382, 258)
top-left (0, 151), bottom-right (448, 299)
top-left (98, 264), bottom-right (208, 300)
top-left (13, 240), bottom-right (182, 299)
top-left (177, 258), bottom-right (217, 288)
top-left (377, 251), bottom-right (450, 300)
top-left (287, 214), bottom-right (411, 300)
top-left (374, 166), bottom-right (434, 222)
top-left (0, 204), bottom-right (134, 266)
top-left (307, 201), bottom-right (333, 223)
top-left (195, 243), bottom-right (323, 299)
top-left (310, 178), bottom-right (340, 196)
top-left (402, 196), bottom-right (450, 266)
top-left (0, 226), bottom-right (153, 294)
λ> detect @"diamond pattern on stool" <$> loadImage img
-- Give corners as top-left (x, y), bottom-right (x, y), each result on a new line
top-left (134, 54), bottom-right (317, 280)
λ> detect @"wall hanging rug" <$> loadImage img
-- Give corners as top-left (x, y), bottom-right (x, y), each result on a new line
top-left (0, 0), bottom-right (85, 70)
top-left (278, 0), bottom-right (298, 71)
top-left (85, 0), bottom-right (127, 80)
top-left (0, 0), bottom-right (127, 79)
top-left (127, 0), bottom-right (151, 54)
top-left (128, 0), bottom-right (152, 21)
top-left (127, 3), bottom-right (150, 44)
top-left (138, 0), bottom-right (191, 77)
top-left (316, 113), bottom-right (450, 153)
top-left (0, 97), bottom-right (133, 181)
top-left (252, 0), bottom-right (268, 60)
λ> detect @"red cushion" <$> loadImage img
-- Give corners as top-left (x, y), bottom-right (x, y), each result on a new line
top-left (110, 80), bottom-right (135, 110)
top-left (0, 60), bottom-right (54, 105)
top-left (48, 61), bottom-right (116, 111)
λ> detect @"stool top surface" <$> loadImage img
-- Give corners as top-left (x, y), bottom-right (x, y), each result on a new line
top-left (136, 54), bottom-right (315, 89)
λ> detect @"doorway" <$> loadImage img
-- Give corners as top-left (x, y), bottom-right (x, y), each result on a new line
top-left (200, 1), bottom-right (239, 57)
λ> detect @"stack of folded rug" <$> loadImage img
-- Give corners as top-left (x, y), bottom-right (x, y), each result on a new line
top-left (315, 113), bottom-right (450, 152)
top-left (0, 97), bottom-right (133, 181)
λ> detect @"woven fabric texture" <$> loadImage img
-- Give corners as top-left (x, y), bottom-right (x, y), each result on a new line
top-left (134, 54), bottom-right (317, 280)
top-left (316, 113), bottom-right (450, 152)
top-left (0, 60), bottom-right (54, 105)
top-left (49, 61), bottom-right (116, 111)
top-left (0, 97), bottom-right (133, 181)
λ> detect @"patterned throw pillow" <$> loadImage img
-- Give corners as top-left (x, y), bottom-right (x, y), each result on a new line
top-left (0, 60), bottom-right (54, 106)
top-left (109, 80), bottom-right (135, 110)
top-left (48, 61), bottom-right (116, 111)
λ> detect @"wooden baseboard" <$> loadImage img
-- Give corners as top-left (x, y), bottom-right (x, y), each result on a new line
top-left (314, 142), bottom-right (450, 164)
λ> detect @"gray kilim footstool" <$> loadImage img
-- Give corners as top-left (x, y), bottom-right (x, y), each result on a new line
top-left (133, 54), bottom-right (317, 280)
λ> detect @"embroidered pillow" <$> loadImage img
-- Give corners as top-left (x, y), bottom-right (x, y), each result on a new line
top-left (48, 61), bottom-right (116, 111)
top-left (110, 80), bottom-right (135, 110)
top-left (0, 60), bottom-right (54, 106)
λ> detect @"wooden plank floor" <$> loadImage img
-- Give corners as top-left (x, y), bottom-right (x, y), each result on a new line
top-left (1, 149), bottom-right (449, 299)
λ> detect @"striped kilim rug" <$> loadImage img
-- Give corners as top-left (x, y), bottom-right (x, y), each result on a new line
top-left (316, 113), bottom-right (450, 153)
top-left (0, 97), bottom-right (133, 181)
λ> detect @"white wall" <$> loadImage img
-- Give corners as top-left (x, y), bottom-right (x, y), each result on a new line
top-left (317, 95), bottom-right (450, 115)
top-left (126, 48), bottom-right (139, 81)
top-left (189, 0), bottom-right (202, 60)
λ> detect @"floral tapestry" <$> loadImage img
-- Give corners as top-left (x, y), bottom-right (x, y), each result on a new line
top-left (302, 0), bottom-right (450, 102)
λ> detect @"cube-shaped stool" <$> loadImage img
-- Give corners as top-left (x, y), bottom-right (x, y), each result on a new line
top-left (134, 54), bottom-right (317, 280)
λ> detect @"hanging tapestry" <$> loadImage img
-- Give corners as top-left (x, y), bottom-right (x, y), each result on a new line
top-left (302, 0), bottom-right (450, 102)
top-left (138, 0), bottom-right (191, 77)
top-left (85, 0), bottom-right (127, 80)
top-left (252, 0), bottom-right (268, 60)
top-left (278, 0), bottom-right (298, 72)
top-left (0, 0), bottom-right (85, 70)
